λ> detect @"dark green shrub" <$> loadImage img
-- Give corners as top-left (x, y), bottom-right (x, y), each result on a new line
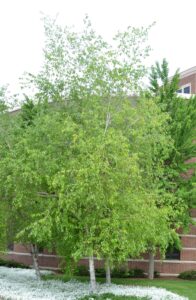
top-left (132, 268), bottom-right (146, 278)
top-left (111, 266), bottom-right (129, 278)
top-left (0, 258), bottom-right (29, 269)
top-left (74, 265), bottom-right (89, 276)
top-left (178, 270), bottom-right (196, 280)
top-left (75, 265), bottom-right (107, 278)
top-left (74, 264), bottom-right (147, 279)
top-left (154, 270), bottom-right (160, 278)
top-left (128, 269), bottom-right (135, 277)
top-left (96, 267), bottom-right (106, 278)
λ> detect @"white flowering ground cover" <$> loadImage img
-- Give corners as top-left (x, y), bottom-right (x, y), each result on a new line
top-left (0, 267), bottom-right (188, 300)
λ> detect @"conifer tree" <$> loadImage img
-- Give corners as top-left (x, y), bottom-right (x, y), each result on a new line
top-left (147, 59), bottom-right (196, 278)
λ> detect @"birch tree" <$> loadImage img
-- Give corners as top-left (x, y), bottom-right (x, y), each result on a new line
top-left (0, 17), bottom-right (179, 290)
top-left (0, 87), bottom-right (20, 253)
top-left (21, 15), bottom-right (152, 103)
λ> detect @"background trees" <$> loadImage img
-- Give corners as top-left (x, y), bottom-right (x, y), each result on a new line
top-left (149, 59), bottom-right (196, 210)
top-left (146, 59), bottom-right (196, 278)
top-left (0, 87), bottom-right (21, 253)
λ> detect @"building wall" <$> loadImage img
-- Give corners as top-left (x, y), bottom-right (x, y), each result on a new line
top-left (178, 65), bottom-right (196, 94)
top-left (179, 73), bottom-right (196, 94)
top-left (3, 208), bottom-right (196, 277)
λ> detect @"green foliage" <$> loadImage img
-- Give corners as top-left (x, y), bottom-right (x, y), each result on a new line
top-left (75, 265), bottom-right (158, 279)
top-left (149, 58), bottom-right (180, 109)
top-left (0, 201), bottom-right (7, 251)
top-left (75, 265), bottom-right (131, 278)
top-left (0, 86), bottom-right (8, 112)
top-left (148, 59), bottom-right (196, 224)
top-left (111, 267), bottom-right (146, 279)
top-left (0, 18), bottom-right (182, 286)
top-left (22, 15), bottom-right (152, 102)
top-left (153, 271), bottom-right (160, 278)
top-left (75, 265), bottom-right (89, 276)
top-left (2, 94), bottom-right (173, 269)
top-left (111, 266), bottom-right (130, 279)
top-left (15, 18), bottom-right (175, 271)
top-left (0, 87), bottom-right (21, 252)
top-left (20, 96), bottom-right (38, 127)
top-left (178, 270), bottom-right (196, 280)
top-left (130, 268), bottom-right (146, 278)
top-left (95, 268), bottom-right (106, 278)
top-left (146, 62), bottom-right (195, 274)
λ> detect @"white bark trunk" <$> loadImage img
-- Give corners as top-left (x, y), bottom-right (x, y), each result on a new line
top-left (148, 251), bottom-right (154, 280)
top-left (105, 259), bottom-right (111, 284)
top-left (89, 256), bottom-right (96, 292)
top-left (31, 244), bottom-right (41, 280)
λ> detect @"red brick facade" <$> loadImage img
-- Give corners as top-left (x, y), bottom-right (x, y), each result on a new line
top-left (3, 208), bottom-right (196, 277)
top-left (179, 66), bottom-right (196, 94)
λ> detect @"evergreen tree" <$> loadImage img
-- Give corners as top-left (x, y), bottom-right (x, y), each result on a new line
top-left (147, 59), bottom-right (196, 278)
top-left (149, 59), bottom-right (196, 208)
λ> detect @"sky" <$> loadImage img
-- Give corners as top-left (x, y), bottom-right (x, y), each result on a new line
top-left (0, 0), bottom-right (195, 93)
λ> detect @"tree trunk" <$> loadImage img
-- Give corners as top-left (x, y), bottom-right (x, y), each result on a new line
top-left (89, 256), bottom-right (96, 292)
top-left (31, 244), bottom-right (41, 280)
top-left (105, 258), bottom-right (111, 284)
top-left (148, 251), bottom-right (154, 280)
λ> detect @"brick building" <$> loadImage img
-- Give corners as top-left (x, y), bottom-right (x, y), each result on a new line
top-left (6, 207), bottom-right (196, 276)
top-left (4, 67), bottom-right (196, 276)
top-left (178, 66), bottom-right (196, 94)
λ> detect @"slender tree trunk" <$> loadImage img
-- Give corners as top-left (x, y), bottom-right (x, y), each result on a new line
top-left (31, 244), bottom-right (41, 280)
top-left (105, 258), bottom-right (111, 284)
top-left (89, 256), bottom-right (96, 293)
top-left (148, 251), bottom-right (154, 280)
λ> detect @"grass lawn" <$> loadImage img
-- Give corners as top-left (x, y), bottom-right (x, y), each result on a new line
top-left (114, 278), bottom-right (195, 300)
top-left (43, 274), bottom-right (196, 300)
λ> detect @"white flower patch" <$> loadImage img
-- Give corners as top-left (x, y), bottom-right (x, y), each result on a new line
top-left (0, 267), bottom-right (188, 300)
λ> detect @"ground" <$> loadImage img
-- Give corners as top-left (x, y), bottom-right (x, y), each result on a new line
top-left (44, 274), bottom-right (196, 300)
top-left (0, 267), bottom-right (192, 300)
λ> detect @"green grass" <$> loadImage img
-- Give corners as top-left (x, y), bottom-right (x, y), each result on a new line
top-left (80, 294), bottom-right (148, 300)
top-left (43, 274), bottom-right (196, 300)
top-left (115, 278), bottom-right (196, 300)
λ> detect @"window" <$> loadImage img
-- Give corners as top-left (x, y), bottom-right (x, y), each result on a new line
top-left (38, 245), bottom-right (44, 253)
top-left (165, 246), bottom-right (180, 260)
top-left (177, 84), bottom-right (191, 94)
top-left (184, 86), bottom-right (190, 94)
top-left (7, 243), bottom-right (14, 251)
